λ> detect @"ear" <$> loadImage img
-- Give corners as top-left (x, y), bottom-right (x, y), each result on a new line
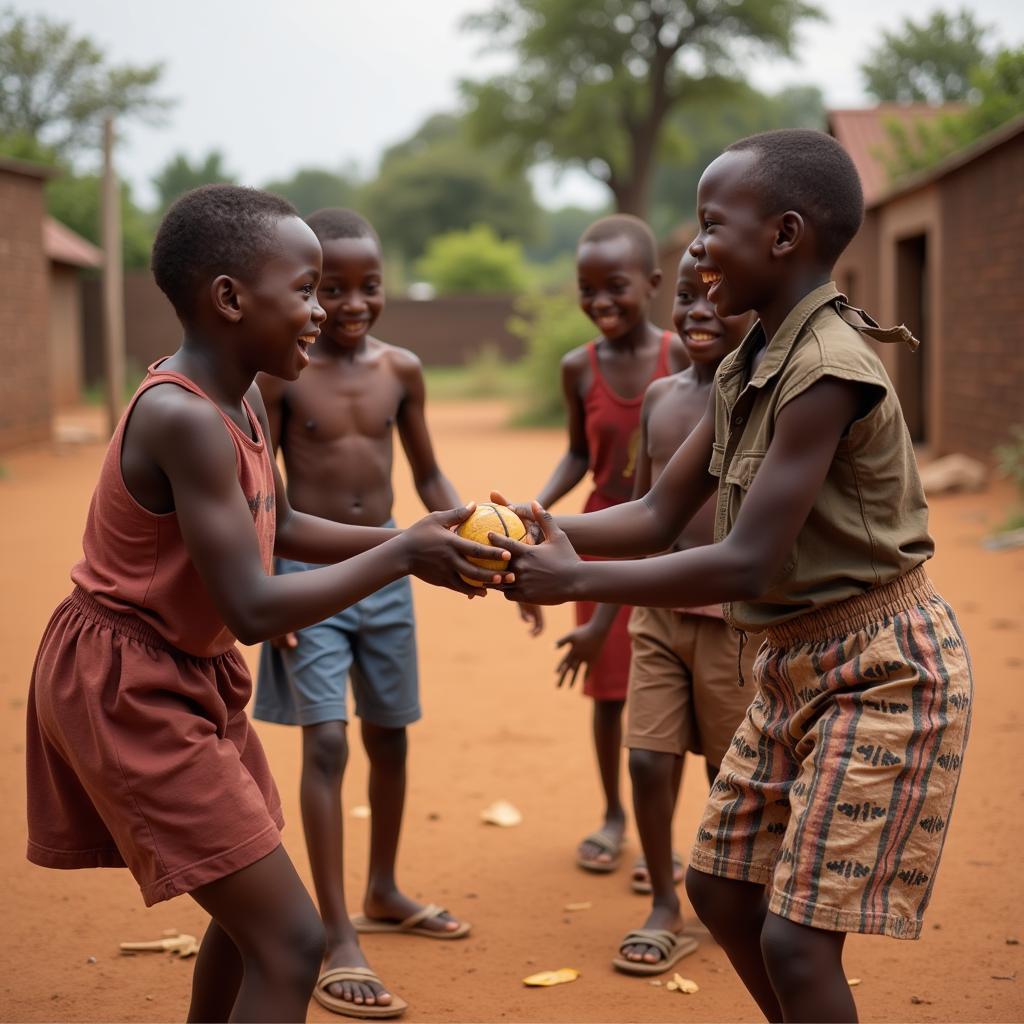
top-left (647, 267), bottom-right (663, 292)
top-left (210, 274), bottom-right (243, 323)
top-left (771, 211), bottom-right (804, 259)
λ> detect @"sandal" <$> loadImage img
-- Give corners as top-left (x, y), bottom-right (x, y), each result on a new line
top-left (351, 902), bottom-right (470, 940)
top-left (630, 851), bottom-right (684, 894)
top-left (576, 828), bottom-right (624, 872)
top-left (612, 927), bottom-right (699, 976)
top-left (313, 966), bottom-right (408, 1019)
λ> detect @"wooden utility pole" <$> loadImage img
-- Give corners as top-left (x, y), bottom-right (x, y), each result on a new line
top-left (100, 115), bottom-right (126, 434)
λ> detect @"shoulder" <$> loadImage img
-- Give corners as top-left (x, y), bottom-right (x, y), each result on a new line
top-left (132, 382), bottom-right (236, 468)
top-left (379, 339), bottom-right (423, 375)
top-left (560, 342), bottom-right (592, 376)
top-left (643, 373), bottom-right (678, 408)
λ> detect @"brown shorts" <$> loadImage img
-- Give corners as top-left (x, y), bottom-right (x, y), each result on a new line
top-left (626, 606), bottom-right (756, 767)
top-left (689, 567), bottom-right (973, 939)
top-left (26, 589), bottom-right (284, 906)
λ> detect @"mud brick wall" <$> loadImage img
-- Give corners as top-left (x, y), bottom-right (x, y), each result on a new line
top-left (938, 135), bottom-right (1024, 459)
top-left (0, 167), bottom-right (51, 451)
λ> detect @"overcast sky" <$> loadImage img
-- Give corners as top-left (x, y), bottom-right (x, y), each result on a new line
top-left (19, 0), bottom-right (1024, 209)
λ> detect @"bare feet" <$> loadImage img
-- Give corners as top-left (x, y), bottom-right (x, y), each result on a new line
top-left (363, 888), bottom-right (465, 935)
top-left (322, 936), bottom-right (393, 1008)
top-left (620, 905), bottom-right (686, 964)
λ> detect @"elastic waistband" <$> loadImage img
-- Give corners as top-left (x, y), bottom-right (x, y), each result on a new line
top-left (68, 587), bottom-right (187, 655)
top-left (763, 565), bottom-right (935, 646)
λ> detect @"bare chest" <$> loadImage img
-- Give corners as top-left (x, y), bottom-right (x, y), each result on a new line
top-left (285, 369), bottom-right (404, 445)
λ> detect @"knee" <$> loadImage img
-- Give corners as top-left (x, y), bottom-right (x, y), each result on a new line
top-left (684, 866), bottom-right (719, 926)
top-left (684, 867), bottom-right (754, 936)
top-left (759, 915), bottom-right (820, 993)
top-left (628, 747), bottom-right (673, 788)
top-left (247, 905), bottom-right (325, 991)
top-left (362, 724), bottom-right (407, 767)
top-left (303, 722), bottom-right (349, 779)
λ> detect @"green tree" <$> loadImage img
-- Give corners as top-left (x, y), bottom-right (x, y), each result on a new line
top-left (861, 8), bottom-right (990, 104)
top-left (152, 150), bottom-right (236, 214)
top-left (523, 204), bottom-right (606, 264)
top-left (0, 6), bottom-right (170, 158)
top-left (416, 224), bottom-right (530, 294)
top-left (46, 173), bottom-right (153, 269)
top-left (361, 112), bottom-right (540, 263)
top-left (879, 46), bottom-right (1024, 179)
top-left (263, 166), bottom-right (360, 216)
top-left (461, 0), bottom-right (822, 219)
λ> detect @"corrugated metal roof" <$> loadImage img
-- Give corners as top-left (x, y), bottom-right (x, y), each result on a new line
top-left (827, 104), bottom-right (966, 205)
top-left (44, 216), bottom-right (102, 269)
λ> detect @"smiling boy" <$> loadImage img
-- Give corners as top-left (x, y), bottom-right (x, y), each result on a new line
top-left (495, 131), bottom-right (972, 1022)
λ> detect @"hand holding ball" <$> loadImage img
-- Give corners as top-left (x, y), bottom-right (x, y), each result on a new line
top-left (457, 502), bottom-right (529, 586)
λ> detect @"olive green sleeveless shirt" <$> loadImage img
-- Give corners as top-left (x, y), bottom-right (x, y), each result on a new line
top-left (711, 282), bottom-right (933, 632)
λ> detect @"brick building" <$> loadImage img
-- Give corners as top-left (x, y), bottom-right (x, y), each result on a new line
top-left (832, 111), bottom-right (1024, 460)
top-left (0, 157), bottom-right (54, 450)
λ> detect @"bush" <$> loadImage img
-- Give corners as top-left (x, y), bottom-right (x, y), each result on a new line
top-left (417, 224), bottom-right (529, 294)
top-left (509, 288), bottom-right (592, 426)
top-left (994, 424), bottom-right (1024, 532)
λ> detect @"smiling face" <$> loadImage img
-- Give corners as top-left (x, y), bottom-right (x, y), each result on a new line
top-left (672, 252), bottom-right (753, 367)
top-left (242, 215), bottom-right (325, 380)
top-left (576, 235), bottom-right (659, 341)
top-left (688, 149), bottom-right (782, 320)
top-left (317, 236), bottom-right (384, 352)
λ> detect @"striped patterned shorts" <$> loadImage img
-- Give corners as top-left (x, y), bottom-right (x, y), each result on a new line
top-left (689, 566), bottom-right (972, 939)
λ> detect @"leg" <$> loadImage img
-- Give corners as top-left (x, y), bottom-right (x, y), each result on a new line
top-left (760, 913), bottom-right (856, 1023)
top-left (621, 748), bottom-right (686, 964)
top-left (578, 697), bottom-right (627, 865)
top-left (188, 845), bottom-right (325, 1023)
top-left (360, 721), bottom-right (462, 934)
top-left (685, 868), bottom-right (783, 1022)
top-left (300, 721), bottom-right (393, 1008)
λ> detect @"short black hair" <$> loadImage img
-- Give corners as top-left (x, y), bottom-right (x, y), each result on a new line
top-left (306, 207), bottom-right (380, 248)
top-left (579, 214), bottom-right (658, 275)
top-left (726, 129), bottom-right (864, 266)
top-left (151, 184), bottom-right (298, 319)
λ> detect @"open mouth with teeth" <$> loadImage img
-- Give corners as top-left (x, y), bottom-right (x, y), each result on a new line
top-left (296, 333), bottom-right (317, 365)
top-left (685, 330), bottom-right (719, 344)
top-left (338, 320), bottom-right (370, 336)
top-left (699, 271), bottom-right (722, 286)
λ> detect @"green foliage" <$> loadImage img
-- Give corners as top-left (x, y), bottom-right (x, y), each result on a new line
top-left (523, 204), bottom-right (606, 264)
top-left (649, 83), bottom-right (825, 237)
top-left (0, 6), bottom-right (170, 158)
top-left (861, 8), bottom-right (990, 103)
top-left (461, 0), bottom-right (822, 217)
top-left (362, 113), bottom-right (540, 263)
top-left (152, 150), bottom-right (236, 214)
top-left (263, 166), bottom-right (360, 216)
top-left (509, 288), bottom-right (592, 425)
top-left (879, 46), bottom-right (1024, 180)
top-left (46, 173), bottom-right (153, 269)
top-left (994, 424), bottom-right (1024, 532)
top-left (417, 224), bottom-right (530, 294)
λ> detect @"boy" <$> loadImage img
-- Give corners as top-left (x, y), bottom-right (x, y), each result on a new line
top-left (254, 208), bottom-right (541, 1018)
top-left (614, 251), bottom-right (757, 976)
top-left (494, 130), bottom-right (972, 1022)
top-left (25, 186), bottom-right (509, 1024)
top-left (535, 214), bottom-right (687, 873)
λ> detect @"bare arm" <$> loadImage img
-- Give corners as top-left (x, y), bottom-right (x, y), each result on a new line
top-left (501, 377), bottom-right (865, 608)
top-left (395, 352), bottom-right (461, 512)
top-left (140, 389), bottom-right (508, 645)
top-left (535, 352), bottom-right (589, 508)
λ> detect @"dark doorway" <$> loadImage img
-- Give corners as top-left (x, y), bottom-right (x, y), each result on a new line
top-left (895, 234), bottom-right (928, 443)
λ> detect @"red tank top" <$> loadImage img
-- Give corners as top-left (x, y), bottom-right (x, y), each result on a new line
top-left (584, 331), bottom-right (673, 507)
top-left (70, 362), bottom-right (277, 658)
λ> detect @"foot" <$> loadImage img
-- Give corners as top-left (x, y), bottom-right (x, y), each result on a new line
top-left (620, 905), bottom-right (686, 965)
top-left (577, 813), bottom-right (626, 869)
top-left (322, 936), bottom-right (393, 1008)
top-left (363, 888), bottom-right (464, 936)
top-left (631, 851), bottom-right (684, 892)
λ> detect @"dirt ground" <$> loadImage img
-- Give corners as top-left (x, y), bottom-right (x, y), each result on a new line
top-left (1, 399), bottom-right (1022, 1023)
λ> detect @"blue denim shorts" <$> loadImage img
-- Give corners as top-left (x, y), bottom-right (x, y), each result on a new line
top-left (254, 550), bottom-right (420, 729)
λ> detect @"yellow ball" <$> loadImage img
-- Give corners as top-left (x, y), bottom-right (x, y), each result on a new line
top-left (456, 502), bottom-right (528, 585)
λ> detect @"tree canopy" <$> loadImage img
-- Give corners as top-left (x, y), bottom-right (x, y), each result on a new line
top-left (461, 0), bottom-right (822, 218)
top-left (262, 166), bottom-right (360, 217)
top-left (417, 224), bottom-right (530, 294)
top-left (0, 6), bottom-right (170, 158)
top-left (152, 151), bottom-right (237, 214)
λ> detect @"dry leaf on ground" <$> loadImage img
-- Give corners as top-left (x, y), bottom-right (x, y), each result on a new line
top-left (665, 973), bottom-right (699, 994)
top-left (847, 978), bottom-right (862, 987)
top-left (481, 799), bottom-right (522, 827)
top-left (350, 805), bottom-right (371, 819)
top-left (119, 933), bottom-right (199, 958)
top-left (564, 901), bottom-right (592, 911)
top-left (523, 968), bottom-right (580, 987)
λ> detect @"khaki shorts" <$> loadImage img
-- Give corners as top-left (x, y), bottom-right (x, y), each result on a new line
top-left (626, 605), bottom-right (756, 768)
top-left (689, 566), bottom-right (973, 939)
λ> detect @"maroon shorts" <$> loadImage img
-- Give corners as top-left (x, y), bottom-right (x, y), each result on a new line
top-left (576, 588), bottom-right (632, 702)
top-left (26, 588), bottom-right (284, 906)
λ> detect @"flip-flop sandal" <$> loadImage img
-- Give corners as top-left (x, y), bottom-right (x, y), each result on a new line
top-left (351, 902), bottom-right (471, 940)
top-left (630, 851), bottom-right (685, 894)
top-left (612, 927), bottom-right (699, 976)
top-left (576, 828), bottom-right (624, 873)
top-left (313, 966), bottom-right (408, 1019)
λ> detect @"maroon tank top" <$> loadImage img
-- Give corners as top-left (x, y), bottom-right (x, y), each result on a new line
top-left (70, 362), bottom-right (277, 658)
top-left (584, 331), bottom-right (672, 507)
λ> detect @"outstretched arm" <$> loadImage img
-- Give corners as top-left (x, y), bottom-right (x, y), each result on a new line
top-left (498, 377), bottom-right (865, 608)
top-left (535, 353), bottom-right (590, 508)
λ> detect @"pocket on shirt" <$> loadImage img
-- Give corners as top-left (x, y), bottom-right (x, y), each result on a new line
top-left (723, 450), bottom-right (766, 490)
top-left (708, 442), bottom-right (726, 478)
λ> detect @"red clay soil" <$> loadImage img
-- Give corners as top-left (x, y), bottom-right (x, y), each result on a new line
top-left (1, 400), bottom-right (1022, 1023)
